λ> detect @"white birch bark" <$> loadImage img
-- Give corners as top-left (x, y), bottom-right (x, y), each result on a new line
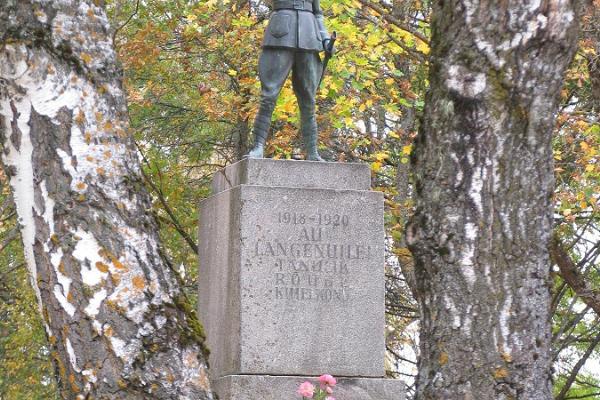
top-left (0, 1), bottom-right (213, 398)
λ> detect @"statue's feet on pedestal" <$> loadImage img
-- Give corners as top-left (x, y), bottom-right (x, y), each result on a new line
top-left (306, 152), bottom-right (325, 162)
top-left (246, 145), bottom-right (264, 159)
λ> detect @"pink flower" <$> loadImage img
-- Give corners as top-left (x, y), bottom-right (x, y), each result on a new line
top-left (325, 386), bottom-right (334, 394)
top-left (318, 374), bottom-right (337, 388)
top-left (297, 381), bottom-right (315, 398)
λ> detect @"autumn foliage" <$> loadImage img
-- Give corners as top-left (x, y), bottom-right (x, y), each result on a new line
top-left (1, 0), bottom-right (599, 398)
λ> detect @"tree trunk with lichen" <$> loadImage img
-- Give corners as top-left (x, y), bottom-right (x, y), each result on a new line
top-left (0, 1), bottom-right (213, 399)
top-left (406, 1), bottom-right (580, 399)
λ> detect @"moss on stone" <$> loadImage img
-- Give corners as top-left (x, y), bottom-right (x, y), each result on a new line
top-left (173, 294), bottom-right (210, 359)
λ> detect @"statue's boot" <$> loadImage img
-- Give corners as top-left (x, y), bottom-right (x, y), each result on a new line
top-left (247, 115), bottom-right (271, 158)
top-left (302, 115), bottom-right (324, 162)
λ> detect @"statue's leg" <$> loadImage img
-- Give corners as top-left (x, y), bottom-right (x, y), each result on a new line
top-left (247, 48), bottom-right (294, 158)
top-left (292, 51), bottom-right (323, 162)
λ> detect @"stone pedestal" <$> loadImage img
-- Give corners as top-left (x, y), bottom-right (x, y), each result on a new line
top-left (198, 159), bottom-right (405, 399)
top-left (212, 375), bottom-right (405, 400)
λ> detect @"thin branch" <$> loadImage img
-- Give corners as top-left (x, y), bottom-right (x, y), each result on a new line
top-left (566, 216), bottom-right (595, 251)
top-left (574, 377), bottom-right (600, 390)
top-left (565, 393), bottom-right (600, 400)
top-left (135, 142), bottom-right (199, 254)
top-left (551, 281), bottom-right (568, 315)
top-left (387, 345), bottom-right (417, 365)
top-left (112, 0), bottom-right (140, 47)
top-left (552, 302), bottom-right (588, 345)
top-left (0, 262), bottom-right (25, 284)
top-left (0, 227), bottom-right (18, 254)
top-left (0, 194), bottom-right (14, 217)
top-left (556, 333), bottom-right (600, 400)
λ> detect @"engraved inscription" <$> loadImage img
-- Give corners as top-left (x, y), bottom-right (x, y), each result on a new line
top-left (254, 211), bottom-right (370, 303)
top-left (255, 241), bottom-right (372, 260)
top-left (278, 212), bottom-right (350, 227)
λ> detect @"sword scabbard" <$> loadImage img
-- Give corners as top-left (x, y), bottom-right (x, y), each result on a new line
top-left (319, 31), bottom-right (337, 88)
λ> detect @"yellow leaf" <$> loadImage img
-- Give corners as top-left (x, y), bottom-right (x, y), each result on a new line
top-left (374, 151), bottom-right (389, 161)
top-left (416, 39), bottom-right (430, 55)
top-left (585, 164), bottom-right (594, 173)
top-left (581, 141), bottom-right (589, 151)
top-left (331, 3), bottom-right (343, 14)
top-left (227, 69), bottom-right (238, 76)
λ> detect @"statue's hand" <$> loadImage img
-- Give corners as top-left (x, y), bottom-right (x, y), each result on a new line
top-left (323, 38), bottom-right (336, 56)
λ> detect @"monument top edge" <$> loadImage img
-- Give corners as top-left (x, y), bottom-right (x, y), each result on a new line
top-left (211, 158), bottom-right (372, 194)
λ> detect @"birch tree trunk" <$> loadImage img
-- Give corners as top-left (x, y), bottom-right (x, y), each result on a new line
top-left (406, 1), bottom-right (580, 399)
top-left (0, 1), bottom-right (213, 399)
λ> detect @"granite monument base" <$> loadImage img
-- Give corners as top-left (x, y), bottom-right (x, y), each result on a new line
top-left (198, 159), bottom-right (405, 399)
top-left (212, 375), bottom-right (406, 400)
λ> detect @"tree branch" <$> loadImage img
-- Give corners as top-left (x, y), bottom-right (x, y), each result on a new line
top-left (0, 227), bottom-right (18, 254)
top-left (550, 236), bottom-right (600, 316)
top-left (565, 394), bottom-right (600, 400)
top-left (357, 0), bottom-right (430, 45)
top-left (112, 0), bottom-right (140, 47)
top-left (136, 142), bottom-right (199, 254)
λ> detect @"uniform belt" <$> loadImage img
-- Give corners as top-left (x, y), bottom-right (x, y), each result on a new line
top-left (273, 0), bottom-right (313, 12)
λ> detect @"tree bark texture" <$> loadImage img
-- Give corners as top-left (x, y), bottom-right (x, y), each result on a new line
top-left (406, 1), bottom-right (580, 399)
top-left (0, 1), bottom-right (213, 399)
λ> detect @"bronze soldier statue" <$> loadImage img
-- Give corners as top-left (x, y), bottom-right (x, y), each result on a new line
top-left (246, 0), bottom-right (334, 161)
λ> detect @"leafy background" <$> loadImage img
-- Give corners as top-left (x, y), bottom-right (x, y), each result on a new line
top-left (1, 0), bottom-right (598, 398)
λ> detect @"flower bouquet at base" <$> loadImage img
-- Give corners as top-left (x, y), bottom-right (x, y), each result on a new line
top-left (297, 374), bottom-right (337, 400)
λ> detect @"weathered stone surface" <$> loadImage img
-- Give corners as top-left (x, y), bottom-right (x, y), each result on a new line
top-left (212, 375), bottom-right (406, 400)
top-left (211, 158), bottom-right (371, 193)
top-left (198, 159), bottom-right (385, 379)
top-left (198, 188), bottom-right (242, 376)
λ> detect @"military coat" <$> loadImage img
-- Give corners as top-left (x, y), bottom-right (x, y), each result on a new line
top-left (262, 0), bottom-right (330, 52)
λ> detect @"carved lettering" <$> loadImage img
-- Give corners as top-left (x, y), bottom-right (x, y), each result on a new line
top-left (291, 273), bottom-right (300, 286)
top-left (300, 227), bottom-right (322, 242)
top-left (274, 287), bottom-right (350, 302)
top-left (275, 273), bottom-right (285, 285)
top-left (255, 209), bottom-right (365, 304)
top-left (255, 240), bottom-right (372, 260)
top-left (278, 212), bottom-right (350, 227)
